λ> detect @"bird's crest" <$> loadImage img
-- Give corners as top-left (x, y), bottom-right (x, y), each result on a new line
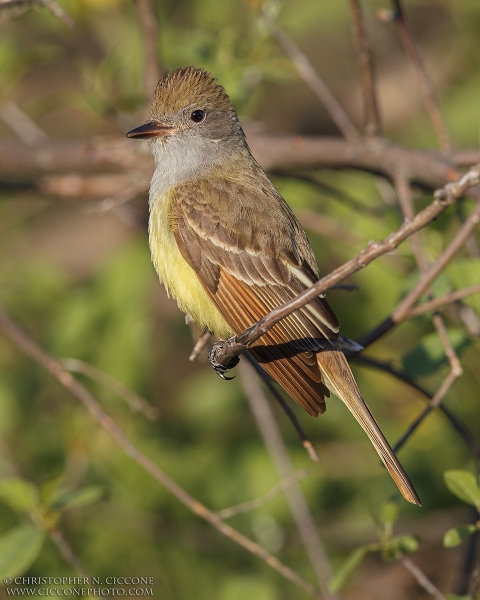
top-left (150, 67), bottom-right (233, 117)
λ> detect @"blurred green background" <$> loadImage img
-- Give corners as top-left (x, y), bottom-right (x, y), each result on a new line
top-left (0, 0), bottom-right (479, 598)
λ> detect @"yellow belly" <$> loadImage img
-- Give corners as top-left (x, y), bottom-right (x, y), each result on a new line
top-left (149, 190), bottom-right (232, 339)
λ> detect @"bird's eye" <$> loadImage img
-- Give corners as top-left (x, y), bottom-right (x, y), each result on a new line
top-left (191, 109), bottom-right (206, 123)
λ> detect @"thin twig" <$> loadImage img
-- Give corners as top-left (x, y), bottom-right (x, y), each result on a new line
top-left (210, 164), bottom-right (480, 371)
top-left (41, 0), bottom-right (74, 27)
top-left (0, 101), bottom-right (49, 147)
top-left (296, 209), bottom-right (361, 245)
top-left (0, 306), bottom-right (320, 598)
top-left (246, 354), bottom-right (320, 463)
top-left (0, 0), bottom-right (74, 26)
top-left (218, 469), bottom-right (309, 519)
top-left (49, 528), bottom-right (90, 578)
top-left (60, 358), bottom-right (159, 420)
top-left (189, 330), bottom-right (212, 362)
top-left (393, 170), bottom-right (463, 450)
top-left (379, 0), bottom-right (450, 152)
top-left (432, 313), bottom-right (463, 377)
top-left (262, 8), bottom-right (358, 141)
top-left (349, 0), bottom-right (381, 136)
top-left (405, 285), bottom-right (480, 319)
top-left (401, 555), bottom-right (447, 600)
top-left (393, 369), bottom-right (460, 454)
top-left (355, 355), bottom-right (480, 459)
top-left (239, 360), bottom-right (336, 600)
top-left (393, 199), bottom-right (480, 323)
top-left (466, 554), bottom-right (480, 598)
top-left (85, 184), bottom-right (147, 213)
top-left (134, 0), bottom-right (162, 101)
top-left (456, 301), bottom-right (480, 337)
top-left (0, 135), bottom-right (464, 194)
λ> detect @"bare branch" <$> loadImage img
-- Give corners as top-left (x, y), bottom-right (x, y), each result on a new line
top-left (401, 556), bottom-right (447, 600)
top-left (245, 354), bottom-right (320, 463)
top-left (0, 306), bottom-right (320, 598)
top-left (432, 313), bottom-right (463, 377)
top-left (0, 0), bottom-right (74, 26)
top-left (239, 360), bottom-right (336, 600)
top-left (349, 0), bottom-right (381, 136)
top-left (262, 9), bottom-right (358, 141)
top-left (189, 330), bottom-right (212, 362)
top-left (379, 1), bottom-right (450, 152)
top-left (393, 369), bottom-right (461, 454)
top-left (60, 358), bottom-right (159, 420)
top-left (218, 469), bottom-right (309, 519)
top-left (393, 168), bottom-right (463, 452)
top-left (49, 528), bottom-right (90, 578)
top-left (0, 101), bottom-right (49, 147)
top-left (41, 0), bottom-right (74, 27)
top-left (393, 199), bottom-right (480, 323)
top-left (356, 355), bottom-right (480, 459)
top-left (134, 0), bottom-right (162, 101)
top-left (296, 209), bottom-right (361, 245)
top-left (0, 135), bottom-right (463, 194)
top-left (209, 164), bottom-right (480, 372)
top-left (405, 285), bottom-right (480, 319)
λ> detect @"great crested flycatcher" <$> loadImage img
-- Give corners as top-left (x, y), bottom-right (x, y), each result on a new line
top-left (126, 66), bottom-right (421, 506)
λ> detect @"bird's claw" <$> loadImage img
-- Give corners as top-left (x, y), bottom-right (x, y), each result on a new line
top-left (208, 342), bottom-right (240, 380)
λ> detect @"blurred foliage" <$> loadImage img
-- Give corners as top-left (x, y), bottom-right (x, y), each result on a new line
top-left (443, 470), bottom-right (480, 549)
top-left (0, 0), bottom-right (480, 599)
top-left (329, 500), bottom-right (419, 592)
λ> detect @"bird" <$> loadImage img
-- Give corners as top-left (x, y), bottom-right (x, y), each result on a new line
top-left (126, 66), bottom-right (421, 506)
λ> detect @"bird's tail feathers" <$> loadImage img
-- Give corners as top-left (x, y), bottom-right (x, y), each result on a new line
top-left (317, 349), bottom-right (421, 506)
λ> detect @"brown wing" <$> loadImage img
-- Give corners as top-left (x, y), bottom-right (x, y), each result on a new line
top-left (171, 175), bottom-right (340, 416)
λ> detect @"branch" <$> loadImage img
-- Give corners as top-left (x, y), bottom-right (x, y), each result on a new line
top-left (245, 354), bottom-right (320, 463)
top-left (0, 306), bottom-right (321, 598)
top-left (209, 164), bottom-right (480, 372)
top-left (349, 0), bottom-right (381, 136)
top-left (239, 360), bottom-right (336, 600)
top-left (134, 0), bottom-right (162, 101)
top-left (392, 198), bottom-right (480, 324)
top-left (379, 0), bottom-right (450, 152)
top-left (356, 355), bottom-right (480, 459)
top-left (60, 358), bottom-right (159, 420)
top-left (393, 168), bottom-right (463, 453)
top-left (262, 8), bottom-right (358, 141)
top-left (405, 285), bottom-right (480, 319)
top-left (0, 0), bottom-right (74, 27)
top-left (218, 469), bottom-right (308, 519)
top-left (0, 135), bottom-right (464, 194)
top-left (49, 528), bottom-right (90, 578)
top-left (401, 556), bottom-right (447, 600)
top-left (359, 167), bottom-right (480, 348)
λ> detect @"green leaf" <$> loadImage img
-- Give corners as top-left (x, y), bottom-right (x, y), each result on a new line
top-left (329, 545), bottom-right (370, 592)
top-left (0, 525), bottom-right (44, 579)
top-left (40, 476), bottom-right (63, 507)
top-left (380, 501), bottom-right (399, 526)
top-left (443, 524), bottom-right (478, 548)
top-left (393, 534), bottom-right (420, 554)
top-left (402, 330), bottom-right (470, 379)
top-left (0, 478), bottom-right (39, 512)
top-left (53, 485), bottom-right (104, 510)
top-left (444, 470), bottom-right (480, 507)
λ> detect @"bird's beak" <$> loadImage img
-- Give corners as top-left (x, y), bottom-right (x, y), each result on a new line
top-left (125, 121), bottom-right (177, 139)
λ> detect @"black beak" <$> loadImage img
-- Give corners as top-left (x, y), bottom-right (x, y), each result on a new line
top-left (125, 121), bottom-right (177, 139)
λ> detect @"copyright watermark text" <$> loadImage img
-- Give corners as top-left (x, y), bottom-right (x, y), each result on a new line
top-left (2, 577), bottom-right (154, 596)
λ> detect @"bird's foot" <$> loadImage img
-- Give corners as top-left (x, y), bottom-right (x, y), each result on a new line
top-left (208, 341), bottom-right (240, 380)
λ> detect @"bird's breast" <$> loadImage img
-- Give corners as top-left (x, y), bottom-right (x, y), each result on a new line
top-left (148, 188), bottom-right (232, 339)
